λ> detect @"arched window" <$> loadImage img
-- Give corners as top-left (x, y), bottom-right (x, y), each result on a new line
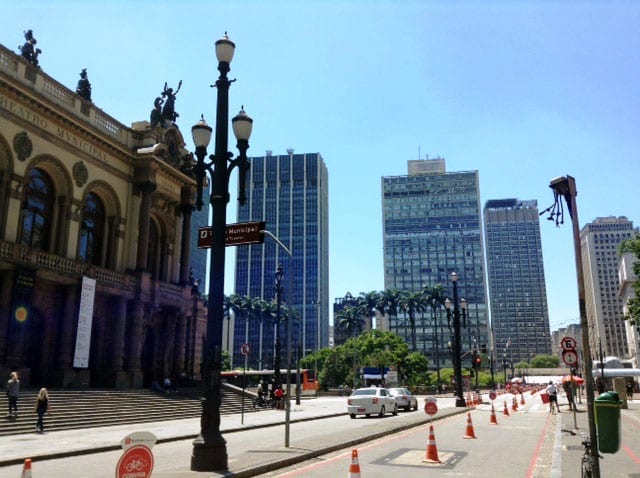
top-left (78, 192), bottom-right (106, 265)
top-left (21, 168), bottom-right (54, 250)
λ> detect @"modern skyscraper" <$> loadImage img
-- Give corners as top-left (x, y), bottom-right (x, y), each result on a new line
top-left (381, 158), bottom-right (489, 362)
top-left (581, 216), bottom-right (637, 359)
top-left (483, 199), bottom-right (551, 364)
top-left (233, 151), bottom-right (329, 368)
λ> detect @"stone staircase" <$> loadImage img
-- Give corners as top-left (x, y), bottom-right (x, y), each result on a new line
top-left (0, 385), bottom-right (256, 436)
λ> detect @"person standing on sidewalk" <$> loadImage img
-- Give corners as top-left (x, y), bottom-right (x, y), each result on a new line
top-left (34, 387), bottom-right (49, 433)
top-left (6, 371), bottom-right (19, 418)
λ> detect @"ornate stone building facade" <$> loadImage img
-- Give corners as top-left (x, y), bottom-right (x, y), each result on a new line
top-left (0, 43), bottom-right (205, 388)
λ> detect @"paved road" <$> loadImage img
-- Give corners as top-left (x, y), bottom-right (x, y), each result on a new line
top-left (1, 391), bottom-right (638, 477)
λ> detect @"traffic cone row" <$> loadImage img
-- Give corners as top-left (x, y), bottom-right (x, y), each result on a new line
top-left (348, 449), bottom-right (361, 478)
top-left (21, 459), bottom-right (32, 478)
top-left (423, 424), bottom-right (441, 463)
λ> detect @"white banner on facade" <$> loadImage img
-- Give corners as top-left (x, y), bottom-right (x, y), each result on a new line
top-left (73, 276), bottom-right (96, 368)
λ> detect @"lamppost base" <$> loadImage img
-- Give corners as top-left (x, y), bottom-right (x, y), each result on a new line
top-left (191, 436), bottom-right (228, 471)
top-left (455, 397), bottom-right (467, 407)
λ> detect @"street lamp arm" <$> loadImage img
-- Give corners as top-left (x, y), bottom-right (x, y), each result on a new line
top-left (261, 230), bottom-right (292, 256)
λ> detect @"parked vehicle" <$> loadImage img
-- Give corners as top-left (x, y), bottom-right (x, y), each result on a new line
top-left (388, 387), bottom-right (418, 411)
top-left (347, 387), bottom-right (398, 418)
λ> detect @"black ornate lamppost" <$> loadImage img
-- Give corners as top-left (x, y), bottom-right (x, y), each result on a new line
top-left (445, 272), bottom-right (467, 407)
top-left (190, 34), bottom-right (253, 472)
top-left (274, 264), bottom-right (284, 389)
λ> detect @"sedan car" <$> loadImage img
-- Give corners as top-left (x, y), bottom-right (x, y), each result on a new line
top-left (388, 387), bottom-right (418, 411)
top-left (347, 387), bottom-right (398, 418)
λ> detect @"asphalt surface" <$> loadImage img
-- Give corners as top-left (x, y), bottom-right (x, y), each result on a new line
top-left (1, 390), bottom-right (638, 477)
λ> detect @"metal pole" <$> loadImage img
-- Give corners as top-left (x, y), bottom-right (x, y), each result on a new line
top-left (191, 55), bottom-right (232, 472)
top-left (452, 275), bottom-right (466, 407)
top-left (550, 175), bottom-right (600, 477)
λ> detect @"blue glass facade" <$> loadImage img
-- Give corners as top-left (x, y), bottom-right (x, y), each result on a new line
top-left (233, 152), bottom-right (329, 369)
top-left (483, 199), bottom-right (551, 364)
top-left (382, 163), bottom-right (489, 361)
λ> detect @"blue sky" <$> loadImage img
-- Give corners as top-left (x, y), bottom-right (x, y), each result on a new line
top-left (4, 1), bottom-right (639, 332)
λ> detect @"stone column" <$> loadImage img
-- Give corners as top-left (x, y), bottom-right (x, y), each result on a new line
top-left (173, 312), bottom-right (187, 376)
top-left (110, 296), bottom-right (128, 388)
top-left (135, 182), bottom-right (156, 271)
top-left (179, 187), bottom-right (194, 284)
top-left (0, 273), bottom-right (13, 368)
top-left (127, 299), bottom-right (145, 387)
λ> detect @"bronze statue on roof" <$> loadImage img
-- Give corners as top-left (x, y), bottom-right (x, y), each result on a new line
top-left (19, 29), bottom-right (42, 67)
top-left (76, 69), bottom-right (92, 101)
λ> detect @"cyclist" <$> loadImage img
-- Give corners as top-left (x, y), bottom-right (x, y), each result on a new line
top-left (546, 381), bottom-right (560, 413)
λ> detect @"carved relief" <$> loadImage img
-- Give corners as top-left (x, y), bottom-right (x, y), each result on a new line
top-left (72, 161), bottom-right (88, 187)
top-left (13, 132), bottom-right (33, 161)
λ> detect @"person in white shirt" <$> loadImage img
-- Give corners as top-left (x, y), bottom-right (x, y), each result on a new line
top-left (546, 381), bottom-right (560, 413)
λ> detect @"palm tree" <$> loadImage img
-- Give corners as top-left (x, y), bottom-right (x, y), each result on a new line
top-left (423, 284), bottom-right (447, 385)
top-left (357, 290), bottom-right (380, 330)
top-left (399, 290), bottom-right (426, 351)
top-left (335, 306), bottom-right (365, 339)
top-left (377, 288), bottom-right (400, 334)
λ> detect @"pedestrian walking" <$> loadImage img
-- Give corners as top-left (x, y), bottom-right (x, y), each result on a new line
top-left (257, 380), bottom-right (264, 399)
top-left (6, 371), bottom-right (19, 418)
top-left (34, 387), bottom-right (49, 433)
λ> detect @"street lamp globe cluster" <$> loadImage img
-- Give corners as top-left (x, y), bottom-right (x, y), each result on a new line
top-left (444, 272), bottom-right (467, 408)
top-left (190, 33), bottom-right (253, 472)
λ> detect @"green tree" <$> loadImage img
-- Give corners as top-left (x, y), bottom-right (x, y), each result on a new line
top-left (620, 235), bottom-right (640, 323)
top-left (377, 288), bottom-right (401, 335)
top-left (530, 354), bottom-right (560, 368)
top-left (399, 290), bottom-right (427, 351)
top-left (357, 290), bottom-right (380, 331)
top-left (402, 352), bottom-right (430, 386)
top-left (423, 284), bottom-right (447, 384)
top-left (335, 306), bottom-right (365, 338)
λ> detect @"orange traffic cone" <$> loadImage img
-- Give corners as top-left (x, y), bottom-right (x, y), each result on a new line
top-left (489, 404), bottom-right (498, 425)
top-left (520, 394), bottom-right (525, 406)
top-left (512, 397), bottom-right (518, 412)
top-left (348, 449), bottom-right (361, 478)
top-left (503, 400), bottom-right (510, 416)
top-left (21, 459), bottom-right (32, 478)
top-left (423, 424), bottom-right (442, 463)
top-left (464, 412), bottom-right (477, 439)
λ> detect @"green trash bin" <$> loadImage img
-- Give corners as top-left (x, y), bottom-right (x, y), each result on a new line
top-left (594, 391), bottom-right (622, 453)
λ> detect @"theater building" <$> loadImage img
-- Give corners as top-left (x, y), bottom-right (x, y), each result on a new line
top-left (0, 42), bottom-right (205, 388)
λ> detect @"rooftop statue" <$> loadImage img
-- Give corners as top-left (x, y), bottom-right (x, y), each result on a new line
top-left (76, 68), bottom-right (92, 101)
top-left (19, 29), bottom-right (42, 67)
top-left (161, 80), bottom-right (182, 124)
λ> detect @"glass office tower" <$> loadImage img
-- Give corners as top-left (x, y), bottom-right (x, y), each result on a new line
top-left (233, 151), bottom-right (329, 369)
top-left (381, 158), bottom-right (489, 365)
top-left (484, 199), bottom-right (551, 365)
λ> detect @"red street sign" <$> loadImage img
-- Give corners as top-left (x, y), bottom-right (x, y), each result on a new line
top-left (198, 221), bottom-right (266, 248)
top-left (560, 336), bottom-right (577, 351)
top-left (489, 391), bottom-right (497, 401)
top-left (562, 349), bottom-right (579, 366)
top-left (424, 401), bottom-right (438, 416)
top-left (116, 444), bottom-right (154, 478)
top-left (241, 343), bottom-right (250, 356)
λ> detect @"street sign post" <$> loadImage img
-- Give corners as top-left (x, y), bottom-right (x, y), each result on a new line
top-left (240, 343), bottom-right (250, 356)
top-left (560, 336), bottom-right (577, 351)
top-left (489, 390), bottom-right (497, 401)
top-left (116, 444), bottom-right (154, 478)
top-left (198, 221), bottom-right (266, 248)
top-left (562, 349), bottom-right (579, 366)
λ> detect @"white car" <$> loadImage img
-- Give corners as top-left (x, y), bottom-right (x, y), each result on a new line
top-left (388, 387), bottom-right (418, 411)
top-left (347, 387), bottom-right (398, 418)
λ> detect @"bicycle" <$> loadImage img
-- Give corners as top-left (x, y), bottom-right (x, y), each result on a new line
top-left (252, 396), bottom-right (274, 409)
top-left (581, 436), bottom-right (602, 478)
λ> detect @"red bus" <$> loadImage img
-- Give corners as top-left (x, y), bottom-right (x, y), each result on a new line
top-left (221, 369), bottom-right (319, 396)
